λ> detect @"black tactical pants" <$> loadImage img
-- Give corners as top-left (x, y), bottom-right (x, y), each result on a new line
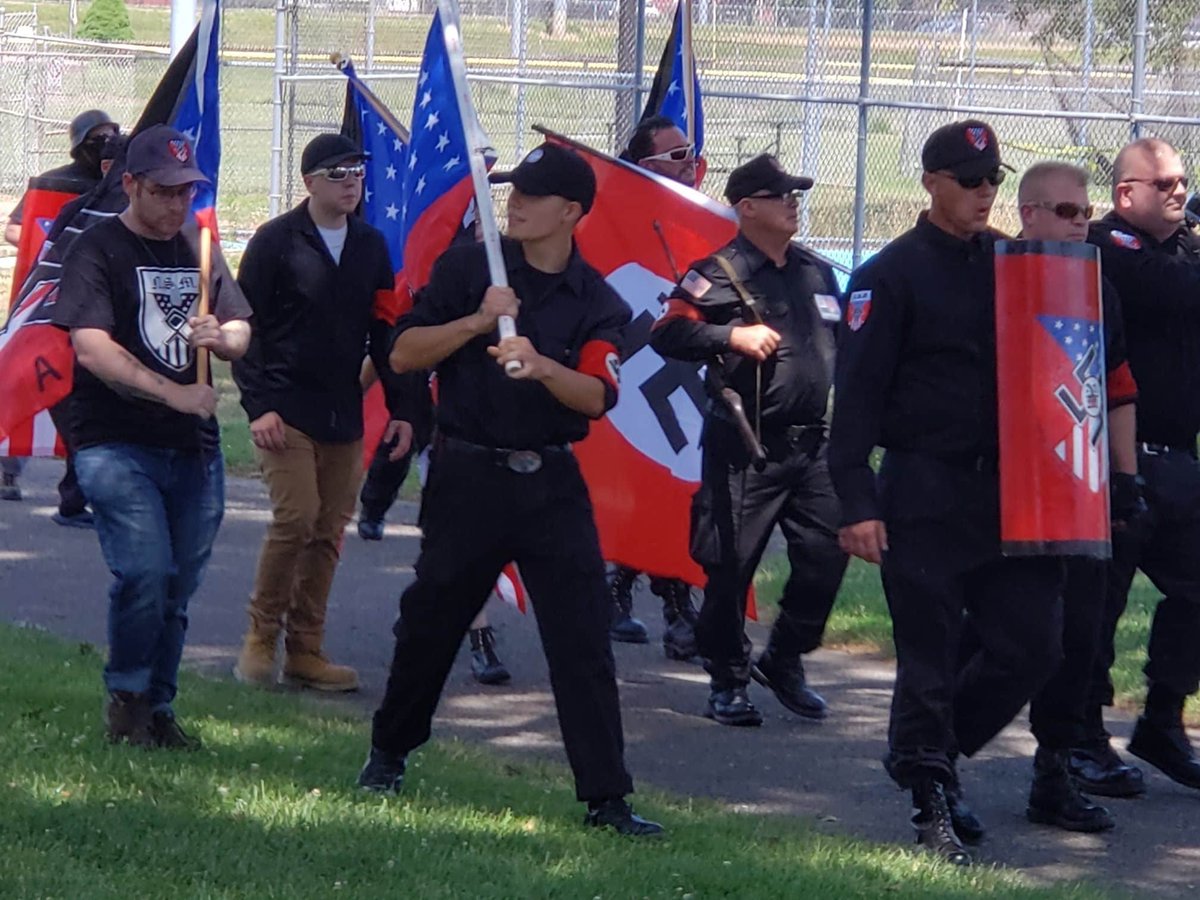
top-left (879, 452), bottom-right (1064, 788)
top-left (1093, 446), bottom-right (1200, 724)
top-left (690, 419), bottom-right (847, 689)
top-left (371, 439), bottom-right (633, 802)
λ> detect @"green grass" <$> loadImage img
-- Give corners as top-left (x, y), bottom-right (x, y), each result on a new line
top-left (754, 556), bottom-right (1200, 723)
top-left (0, 623), bottom-right (1111, 899)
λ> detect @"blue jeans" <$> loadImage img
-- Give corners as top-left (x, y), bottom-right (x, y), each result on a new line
top-left (75, 443), bottom-right (225, 713)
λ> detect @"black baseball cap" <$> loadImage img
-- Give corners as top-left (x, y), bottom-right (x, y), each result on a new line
top-left (922, 120), bottom-right (1013, 179)
top-left (724, 154), bottom-right (813, 204)
top-left (488, 143), bottom-right (596, 213)
top-left (302, 133), bottom-right (368, 176)
top-left (125, 124), bottom-right (208, 186)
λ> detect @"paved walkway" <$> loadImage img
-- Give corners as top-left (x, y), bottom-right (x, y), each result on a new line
top-left (2, 459), bottom-right (1197, 897)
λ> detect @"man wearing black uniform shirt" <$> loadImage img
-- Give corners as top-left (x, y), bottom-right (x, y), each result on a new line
top-left (358, 143), bottom-right (662, 837)
top-left (1084, 136), bottom-right (1200, 794)
top-left (651, 154), bottom-right (848, 729)
top-left (830, 121), bottom-right (1065, 865)
top-left (52, 125), bottom-right (251, 748)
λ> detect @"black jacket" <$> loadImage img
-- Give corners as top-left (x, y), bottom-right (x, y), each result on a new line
top-left (233, 201), bottom-right (409, 443)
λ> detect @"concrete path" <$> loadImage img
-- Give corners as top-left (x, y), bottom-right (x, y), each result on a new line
top-left (2, 459), bottom-right (1197, 897)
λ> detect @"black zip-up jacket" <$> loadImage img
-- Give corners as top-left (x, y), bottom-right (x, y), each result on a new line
top-left (233, 200), bottom-right (409, 442)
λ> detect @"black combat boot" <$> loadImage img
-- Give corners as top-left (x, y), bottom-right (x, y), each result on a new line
top-left (652, 578), bottom-right (699, 661)
top-left (358, 746), bottom-right (407, 793)
top-left (751, 625), bottom-right (828, 720)
top-left (608, 566), bottom-right (648, 644)
top-left (911, 779), bottom-right (971, 866)
top-left (1027, 746), bottom-right (1115, 832)
top-left (584, 798), bottom-right (665, 837)
top-left (468, 626), bottom-right (511, 685)
top-left (1129, 685), bottom-right (1200, 790)
top-left (944, 757), bottom-right (986, 844)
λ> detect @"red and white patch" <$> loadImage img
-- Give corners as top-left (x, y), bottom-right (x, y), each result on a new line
top-left (966, 126), bottom-right (988, 151)
top-left (847, 289), bottom-right (872, 332)
top-left (1109, 230), bottom-right (1142, 250)
top-left (680, 269), bottom-right (712, 299)
top-left (167, 139), bottom-right (190, 163)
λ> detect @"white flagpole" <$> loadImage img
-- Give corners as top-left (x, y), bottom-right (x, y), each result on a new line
top-left (434, 0), bottom-right (520, 373)
top-left (680, 0), bottom-right (696, 148)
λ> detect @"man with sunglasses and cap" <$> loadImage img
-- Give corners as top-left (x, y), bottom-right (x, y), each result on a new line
top-left (830, 121), bottom-right (1068, 865)
top-left (233, 133), bottom-right (415, 693)
top-left (1082, 137), bottom-right (1200, 797)
top-left (358, 142), bottom-right (662, 837)
top-left (51, 124), bottom-right (251, 747)
top-left (1009, 160), bottom-right (1141, 832)
top-left (602, 116), bottom-right (709, 658)
top-left (650, 154), bottom-right (848, 730)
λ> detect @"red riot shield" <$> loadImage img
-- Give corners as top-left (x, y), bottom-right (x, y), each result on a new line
top-left (9, 179), bottom-right (81, 303)
top-left (995, 240), bottom-right (1110, 558)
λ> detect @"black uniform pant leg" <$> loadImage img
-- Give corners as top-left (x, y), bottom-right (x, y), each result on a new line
top-left (770, 447), bottom-right (849, 657)
top-left (370, 454), bottom-right (508, 756)
top-left (1136, 452), bottom-right (1200, 699)
top-left (954, 556), bottom-right (1065, 758)
top-left (879, 532), bottom-right (967, 787)
top-left (48, 400), bottom-right (87, 516)
top-left (693, 439), bottom-right (791, 686)
top-left (1029, 558), bottom-right (1107, 750)
top-left (359, 439), bottom-right (416, 523)
top-left (514, 456), bottom-right (634, 802)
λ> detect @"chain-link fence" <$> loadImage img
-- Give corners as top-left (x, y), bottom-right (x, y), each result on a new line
top-left (2, 0), bottom-right (1199, 259)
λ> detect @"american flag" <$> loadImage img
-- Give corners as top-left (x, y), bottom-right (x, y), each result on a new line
top-left (343, 11), bottom-right (485, 294)
top-left (1039, 315), bottom-right (1108, 494)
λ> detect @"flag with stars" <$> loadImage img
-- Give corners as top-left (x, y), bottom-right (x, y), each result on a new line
top-left (1, 1), bottom-right (223, 456)
top-left (994, 241), bottom-right (1110, 558)
top-left (639, 2), bottom-right (704, 153)
top-left (1038, 315), bottom-right (1107, 494)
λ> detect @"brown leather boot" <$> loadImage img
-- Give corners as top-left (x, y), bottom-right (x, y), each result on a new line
top-left (234, 614), bottom-right (280, 687)
top-left (282, 628), bottom-right (359, 692)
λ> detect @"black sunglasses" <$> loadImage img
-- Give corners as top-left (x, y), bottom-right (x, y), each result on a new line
top-left (1121, 175), bottom-right (1189, 193)
top-left (941, 168), bottom-right (1006, 189)
top-left (1028, 200), bottom-right (1095, 220)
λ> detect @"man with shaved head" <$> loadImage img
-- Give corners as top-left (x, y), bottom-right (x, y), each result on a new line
top-left (1085, 136), bottom-right (1200, 796)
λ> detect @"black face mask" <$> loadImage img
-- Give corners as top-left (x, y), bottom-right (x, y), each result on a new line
top-left (73, 138), bottom-right (109, 178)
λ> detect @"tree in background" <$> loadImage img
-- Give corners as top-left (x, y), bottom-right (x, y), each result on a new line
top-left (78, 0), bottom-right (135, 43)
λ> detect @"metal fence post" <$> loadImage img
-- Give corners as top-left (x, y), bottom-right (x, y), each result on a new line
top-left (269, 0), bottom-right (287, 219)
top-left (852, 0), bottom-right (873, 269)
top-left (1131, 0), bottom-right (1148, 139)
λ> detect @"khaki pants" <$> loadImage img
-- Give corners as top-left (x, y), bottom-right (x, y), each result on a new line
top-left (248, 424), bottom-right (362, 655)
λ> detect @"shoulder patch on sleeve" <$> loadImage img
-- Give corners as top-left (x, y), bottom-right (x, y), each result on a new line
top-left (680, 269), bottom-right (712, 299)
top-left (1109, 230), bottom-right (1142, 250)
top-left (813, 293), bottom-right (841, 322)
top-left (847, 290), bottom-right (872, 331)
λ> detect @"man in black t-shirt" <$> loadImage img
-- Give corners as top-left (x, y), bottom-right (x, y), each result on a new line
top-left (53, 125), bottom-right (251, 749)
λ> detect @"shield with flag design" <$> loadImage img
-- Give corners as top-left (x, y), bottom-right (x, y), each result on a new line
top-left (995, 240), bottom-right (1110, 558)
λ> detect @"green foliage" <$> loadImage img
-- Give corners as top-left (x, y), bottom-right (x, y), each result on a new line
top-left (77, 0), bottom-right (135, 43)
top-left (1010, 0), bottom-right (1200, 67)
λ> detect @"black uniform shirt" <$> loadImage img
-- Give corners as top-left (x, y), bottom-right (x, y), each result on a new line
top-left (649, 233), bottom-right (841, 430)
top-left (1087, 212), bottom-right (1200, 446)
top-left (395, 238), bottom-right (630, 449)
top-left (829, 213), bottom-right (1000, 525)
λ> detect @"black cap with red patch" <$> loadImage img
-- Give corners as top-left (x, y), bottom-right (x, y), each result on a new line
top-left (125, 124), bottom-right (208, 186)
top-left (921, 120), bottom-right (1013, 180)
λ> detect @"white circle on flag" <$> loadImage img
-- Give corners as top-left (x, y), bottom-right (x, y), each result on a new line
top-left (604, 262), bottom-right (704, 482)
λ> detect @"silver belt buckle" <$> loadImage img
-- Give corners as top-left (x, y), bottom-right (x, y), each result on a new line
top-left (506, 450), bottom-right (542, 474)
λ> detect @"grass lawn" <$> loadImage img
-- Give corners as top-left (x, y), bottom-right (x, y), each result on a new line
top-left (0, 622), bottom-right (1110, 900)
top-left (754, 556), bottom-right (1200, 723)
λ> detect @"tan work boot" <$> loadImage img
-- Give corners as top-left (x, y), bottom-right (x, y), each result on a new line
top-left (281, 649), bottom-right (359, 692)
top-left (234, 629), bottom-right (278, 686)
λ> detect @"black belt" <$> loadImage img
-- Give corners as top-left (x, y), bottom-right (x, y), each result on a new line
top-left (1139, 441), bottom-right (1198, 458)
top-left (761, 423), bottom-right (826, 459)
top-left (441, 435), bottom-right (570, 474)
